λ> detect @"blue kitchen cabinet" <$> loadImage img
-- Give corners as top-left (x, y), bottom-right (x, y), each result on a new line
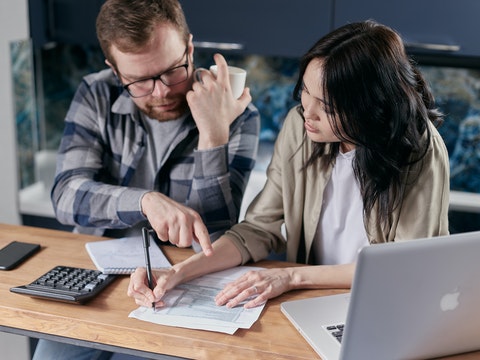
top-left (28, 0), bottom-right (480, 61)
top-left (29, 0), bottom-right (334, 58)
top-left (29, 0), bottom-right (104, 48)
top-left (334, 0), bottom-right (480, 59)
top-left (180, 0), bottom-right (333, 58)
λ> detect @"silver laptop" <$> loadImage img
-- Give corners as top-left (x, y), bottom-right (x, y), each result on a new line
top-left (281, 231), bottom-right (480, 360)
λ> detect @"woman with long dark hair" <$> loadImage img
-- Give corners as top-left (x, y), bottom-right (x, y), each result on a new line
top-left (129, 20), bottom-right (450, 309)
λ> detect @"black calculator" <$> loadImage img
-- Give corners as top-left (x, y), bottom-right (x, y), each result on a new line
top-left (10, 265), bottom-right (117, 304)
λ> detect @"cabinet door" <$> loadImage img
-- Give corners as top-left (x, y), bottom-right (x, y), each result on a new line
top-left (29, 0), bottom-right (104, 48)
top-left (334, 0), bottom-right (480, 58)
top-left (180, 0), bottom-right (333, 58)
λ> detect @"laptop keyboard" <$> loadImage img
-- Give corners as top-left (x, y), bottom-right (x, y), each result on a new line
top-left (10, 265), bottom-right (117, 304)
top-left (326, 324), bottom-right (345, 343)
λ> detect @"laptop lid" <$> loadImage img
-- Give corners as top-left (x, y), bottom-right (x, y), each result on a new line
top-left (281, 231), bottom-right (480, 360)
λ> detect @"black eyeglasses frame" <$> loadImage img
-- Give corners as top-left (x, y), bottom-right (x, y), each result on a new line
top-left (122, 46), bottom-right (190, 98)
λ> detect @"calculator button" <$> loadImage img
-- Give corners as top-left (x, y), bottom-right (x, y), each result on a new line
top-left (10, 265), bottom-right (117, 303)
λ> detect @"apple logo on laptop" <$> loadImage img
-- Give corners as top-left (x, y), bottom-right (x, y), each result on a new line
top-left (440, 289), bottom-right (460, 311)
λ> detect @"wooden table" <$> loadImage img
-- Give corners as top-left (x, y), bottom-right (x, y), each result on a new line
top-left (0, 223), bottom-right (479, 359)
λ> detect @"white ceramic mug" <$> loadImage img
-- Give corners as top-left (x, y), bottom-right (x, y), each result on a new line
top-left (209, 65), bottom-right (247, 99)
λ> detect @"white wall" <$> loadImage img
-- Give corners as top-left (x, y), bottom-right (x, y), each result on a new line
top-left (0, 1), bottom-right (31, 359)
top-left (0, 0), bottom-right (26, 225)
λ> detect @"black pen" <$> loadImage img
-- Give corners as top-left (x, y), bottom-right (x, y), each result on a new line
top-left (142, 227), bottom-right (155, 310)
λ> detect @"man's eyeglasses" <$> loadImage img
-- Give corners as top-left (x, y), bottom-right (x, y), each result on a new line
top-left (122, 46), bottom-right (189, 98)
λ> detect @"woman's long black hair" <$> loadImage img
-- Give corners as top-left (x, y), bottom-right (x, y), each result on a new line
top-left (293, 20), bottom-right (443, 228)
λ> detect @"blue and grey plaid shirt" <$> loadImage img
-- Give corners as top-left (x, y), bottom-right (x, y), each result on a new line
top-left (51, 69), bottom-right (260, 238)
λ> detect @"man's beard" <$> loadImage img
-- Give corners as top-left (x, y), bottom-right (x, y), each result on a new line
top-left (139, 94), bottom-right (189, 121)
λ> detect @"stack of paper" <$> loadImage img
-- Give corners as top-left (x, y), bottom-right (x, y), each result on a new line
top-left (129, 266), bottom-right (266, 334)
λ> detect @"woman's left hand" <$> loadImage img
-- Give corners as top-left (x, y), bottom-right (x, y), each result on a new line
top-left (215, 268), bottom-right (293, 309)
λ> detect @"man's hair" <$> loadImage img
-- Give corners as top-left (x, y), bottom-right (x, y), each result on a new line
top-left (96, 0), bottom-right (190, 66)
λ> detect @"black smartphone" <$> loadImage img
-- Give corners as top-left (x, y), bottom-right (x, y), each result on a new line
top-left (0, 241), bottom-right (41, 270)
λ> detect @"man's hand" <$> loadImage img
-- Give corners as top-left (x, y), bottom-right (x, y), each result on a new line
top-left (187, 53), bottom-right (251, 150)
top-left (141, 191), bottom-right (213, 256)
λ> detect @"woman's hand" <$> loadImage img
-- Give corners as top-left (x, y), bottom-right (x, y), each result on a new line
top-left (215, 263), bottom-right (355, 309)
top-left (127, 267), bottom-right (178, 308)
top-left (215, 268), bottom-right (294, 309)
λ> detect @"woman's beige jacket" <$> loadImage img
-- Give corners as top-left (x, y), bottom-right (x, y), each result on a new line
top-left (225, 107), bottom-right (450, 264)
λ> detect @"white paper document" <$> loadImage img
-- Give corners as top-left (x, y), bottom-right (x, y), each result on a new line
top-left (129, 266), bottom-right (266, 334)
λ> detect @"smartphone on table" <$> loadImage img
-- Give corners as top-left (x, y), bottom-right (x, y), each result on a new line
top-left (0, 241), bottom-right (41, 270)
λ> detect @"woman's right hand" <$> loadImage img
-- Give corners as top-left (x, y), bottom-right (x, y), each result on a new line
top-left (127, 267), bottom-right (178, 308)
